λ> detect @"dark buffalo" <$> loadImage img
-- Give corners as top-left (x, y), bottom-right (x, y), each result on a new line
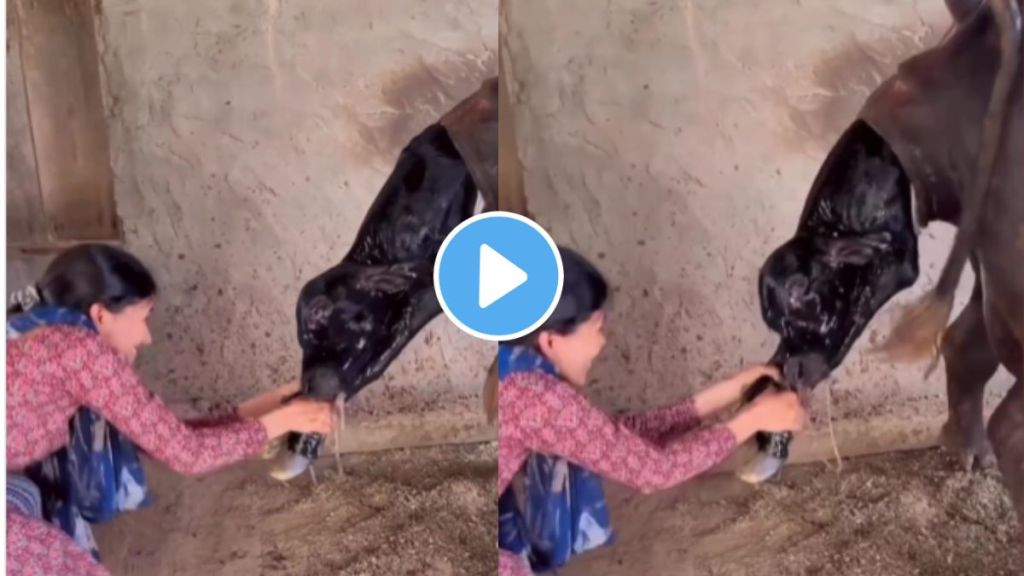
top-left (742, 0), bottom-right (1024, 536)
top-left (276, 79), bottom-right (498, 475)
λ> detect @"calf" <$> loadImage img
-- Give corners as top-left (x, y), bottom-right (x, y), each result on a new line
top-left (738, 120), bottom-right (920, 478)
top-left (283, 78), bottom-right (498, 467)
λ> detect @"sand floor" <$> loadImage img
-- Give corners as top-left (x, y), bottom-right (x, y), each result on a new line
top-left (561, 448), bottom-right (1021, 576)
top-left (94, 445), bottom-right (1019, 576)
top-left (95, 443), bottom-right (498, 576)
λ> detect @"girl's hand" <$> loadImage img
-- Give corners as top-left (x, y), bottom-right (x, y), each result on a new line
top-left (259, 399), bottom-right (337, 439)
top-left (693, 364), bottom-right (782, 417)
top-left (238, 381), bottom-right (302, 419)
top-left (747, 390), bottom-right (806, 433)
top-left (726, 390), bottom-right (806, 442)
top-left (734, 364), bottom-right (782, 388)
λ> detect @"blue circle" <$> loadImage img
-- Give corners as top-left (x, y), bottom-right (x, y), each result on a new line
top-left (434, 212), bottom-right (563, 341)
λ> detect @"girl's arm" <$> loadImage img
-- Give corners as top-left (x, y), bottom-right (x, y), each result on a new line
top-left (186, 382), bottom-right (301, 428)
top-left (618, 397), bottom-right (702, 443)
top-left (691, 365), bottom-right (779, 417)
top-left (504, 374), bottom-right (737, 494)
top-left (62, 330), bottom-right (268, 476)
top-left (618, 365), bottom-right (780, 442)
top-left (237, 381), bottom-right (301, 418)
top-left (188, 379), bottom-right (301, 428)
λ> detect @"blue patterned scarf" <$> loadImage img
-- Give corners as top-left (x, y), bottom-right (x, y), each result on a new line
top-left (497, 344), bottom-right (614, 573)
top-left (7, 306), bottom-right (152, 560)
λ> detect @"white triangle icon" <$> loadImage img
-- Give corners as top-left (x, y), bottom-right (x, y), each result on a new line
top-left (479, 244), bottom-right (528, 309)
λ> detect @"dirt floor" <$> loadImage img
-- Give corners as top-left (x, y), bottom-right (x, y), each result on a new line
top-left (562, 448), bottom-right (1021, 576)
top-left (93, 445), bottom-right (1019, 576)
top-left (95, 443), bottom-right (498, 576)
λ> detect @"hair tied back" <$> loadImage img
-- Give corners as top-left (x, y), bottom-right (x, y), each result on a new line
top-left (9, 285), bottom-right (42, 312)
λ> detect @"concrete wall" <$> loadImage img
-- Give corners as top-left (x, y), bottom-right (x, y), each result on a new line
top-left (502, 0), bottom-right (1014, 454)
top-left (8, 0), bottom-right (498, 449)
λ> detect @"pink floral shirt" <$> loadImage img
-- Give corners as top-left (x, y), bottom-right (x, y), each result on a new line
top-left (6, 326), bottom-right (268, 575)
top-left (497, 371), bottom-right (737, 576)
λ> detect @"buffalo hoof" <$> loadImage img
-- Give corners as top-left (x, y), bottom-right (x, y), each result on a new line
top-left (939, 417), bottom-right (997, 471)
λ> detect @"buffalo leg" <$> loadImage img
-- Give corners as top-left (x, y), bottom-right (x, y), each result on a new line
top-left (985, 295), bottom-right (1024, 540)
top-left (988, 379), bottom-right (1024, 543)
top-left (939, 278), bottom-right (1000, 470)
top-left (945, 0), bottom-right (983, 23)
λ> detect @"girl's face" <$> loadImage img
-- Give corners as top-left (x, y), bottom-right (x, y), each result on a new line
top-left (538, 311), bottom-right (607, 387)
top-left (91, 300), bottom-right (154, 364)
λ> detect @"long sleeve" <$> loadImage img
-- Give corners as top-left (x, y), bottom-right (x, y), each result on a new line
top-left (619, 397), bottom-right (702, 443)
top-left (7, 511), bottom-right (109, 576)
top-left (502, 373), bottom-right (736, 495)
top-left (185, 406), bottom-right (243, 429)
top-left (60, 330), bottom-right (268, 476)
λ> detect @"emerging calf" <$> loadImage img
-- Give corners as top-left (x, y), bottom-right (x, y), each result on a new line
top-left (276, 78), bottom-right (498, 476)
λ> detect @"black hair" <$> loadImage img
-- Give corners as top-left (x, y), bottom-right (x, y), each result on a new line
top-left (10, 244), bottom-right (158, 315)
top-left (507, 245), bottom-right (609, 345)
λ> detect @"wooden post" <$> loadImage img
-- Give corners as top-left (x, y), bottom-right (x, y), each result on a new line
top-left (483, 2), bottom-right (534, 423)
top-left (9, 0), bottom-right (119, 250)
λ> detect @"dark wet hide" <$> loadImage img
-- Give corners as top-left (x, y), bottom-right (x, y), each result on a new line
top-left (760, 120), bottom-right (919, 385)
top-left (748, 120), bottom-right (920, 463)
top-left (287, 123), bottom-right (483, 458)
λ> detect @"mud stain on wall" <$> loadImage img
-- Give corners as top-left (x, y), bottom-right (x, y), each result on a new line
top-left (345, 51), bottom-right (497, 166)
top-left (777, 27), bottom-right (943, 152)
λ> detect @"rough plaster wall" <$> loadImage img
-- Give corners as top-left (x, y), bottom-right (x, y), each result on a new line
top-left (11, 0), bottom-right (498, 434)
top-left (503, 0), bottom-right (1014, 428)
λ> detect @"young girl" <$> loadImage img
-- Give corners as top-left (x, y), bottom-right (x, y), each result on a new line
top-left (498, 247), bottom-right (806, 575)
top-left (6, 244), bottom-right (337, 575)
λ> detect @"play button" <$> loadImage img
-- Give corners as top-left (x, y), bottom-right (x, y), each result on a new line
top-left (479, 244), bottom-right (527, 309)
top-left (434, 212), bottom-right (563, 341)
